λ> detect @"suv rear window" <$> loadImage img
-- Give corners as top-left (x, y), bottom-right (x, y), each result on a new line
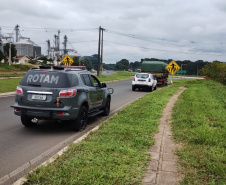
top-left (19, 70), bottom-right (79, 88)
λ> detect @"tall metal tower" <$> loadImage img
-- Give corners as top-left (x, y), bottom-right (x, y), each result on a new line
top-left (14, 24), bottom-right (20, 42)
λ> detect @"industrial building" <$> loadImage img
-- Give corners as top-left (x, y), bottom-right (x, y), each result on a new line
top-left (1, 25), bottom-right (82, 64)
top-left (0, 25), bottom-right (41, 58)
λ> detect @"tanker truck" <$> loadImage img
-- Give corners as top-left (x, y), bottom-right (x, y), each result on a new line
top-left (141, 61), bottom-right (168, 86)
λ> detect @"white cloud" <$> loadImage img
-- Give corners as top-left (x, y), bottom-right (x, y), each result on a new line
top-left (0, 0), bottom-right (226, 63)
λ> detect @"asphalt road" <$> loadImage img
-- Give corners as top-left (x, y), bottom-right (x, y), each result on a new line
top-left (0, 78), bottom-right (149, 184)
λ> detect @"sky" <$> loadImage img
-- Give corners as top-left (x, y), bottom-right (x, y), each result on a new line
top-left (0, 0), bottom-right (226, 63)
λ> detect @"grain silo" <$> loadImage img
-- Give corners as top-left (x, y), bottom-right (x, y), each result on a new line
top-left (0, 38), bottom-right (10, 52)
top-left (27, 40), bottom-right (41, 58)
top-left (15, 39), bottom-right (33, 57)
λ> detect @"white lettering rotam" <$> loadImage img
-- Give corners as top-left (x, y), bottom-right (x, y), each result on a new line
top-left (27, 74), bottom-right (59, 84)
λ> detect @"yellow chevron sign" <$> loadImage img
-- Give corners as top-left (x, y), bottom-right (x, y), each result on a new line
top-left (166, 60), bottom-right (180, 75)
top-left (61, 54), bottom-right (73, 66)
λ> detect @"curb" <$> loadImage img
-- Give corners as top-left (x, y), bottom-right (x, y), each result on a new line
top-left (0, 92), bottom-right (15, 98)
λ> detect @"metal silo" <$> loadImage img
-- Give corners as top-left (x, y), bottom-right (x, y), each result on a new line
top-left (15, 39), bottom-right (33, 57)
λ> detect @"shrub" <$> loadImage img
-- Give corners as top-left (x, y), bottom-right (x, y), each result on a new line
top-left (200, 61), bottom-right (226, 85)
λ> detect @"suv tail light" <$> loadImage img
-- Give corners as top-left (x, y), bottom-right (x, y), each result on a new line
top-left (148, 78), bottom-right (151, 82)
top-left (133, 77), bottom-right (135, 81)
top-left (59, 89), bottom-right (77, 97)
top-left (16, 86), bottom-right (23, 95)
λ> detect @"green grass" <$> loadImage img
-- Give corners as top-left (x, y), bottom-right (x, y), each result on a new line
top-left (0, 63), bottom-right (32, 72)
top-left (97, 71), bottom-right (135, 82)
top-left (24, 80), bottom-right (181, 184)
top-left (0, 71), bottom-right (134, 93)
top-left (171, 79), bottom-right (226, 184)
top-left (0, 78), bottom-right (22, 93)
top-left (0, 73), bottom-right (26, 78)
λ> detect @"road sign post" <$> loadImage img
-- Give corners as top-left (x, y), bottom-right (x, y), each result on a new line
top-left (166, 60), bottom-right (180, 85)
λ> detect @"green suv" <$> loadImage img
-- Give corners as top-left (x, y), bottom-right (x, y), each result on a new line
top-left (11, 65), bottom-right (113, 131)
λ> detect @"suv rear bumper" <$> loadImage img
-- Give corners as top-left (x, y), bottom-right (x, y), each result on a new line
top-left (11, 104), bottom-right (79, 120)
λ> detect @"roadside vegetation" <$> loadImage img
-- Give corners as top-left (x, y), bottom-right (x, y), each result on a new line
top-left (98, 71), bottom-right (135, 82)
top-left (0, 73), bottom-right (26, 78)
top-left (0, 78), bottom-right (22, 93)
top-left (171, 79), bottom-right (226, 184)
top-left (0, 63), bottom-right (32, 72)
top-left (200, 61), bottom-right (226, 85)
top-left (0, 71), bottom-right (134, 93)
top-left (22, 79), bottom-right (225, 185)
top-left (24, 80), bottom-right (183, 184)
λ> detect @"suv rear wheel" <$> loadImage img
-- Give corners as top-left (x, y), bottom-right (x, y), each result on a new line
top-left (21, 116), bottom-right (38, 127)
top-left (102, 97), bottom-right (110, 116)
top-left (73, 106), bottom-right (88, 131)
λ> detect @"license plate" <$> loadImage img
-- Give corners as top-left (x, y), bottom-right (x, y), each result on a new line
top-left (32, 94), bottom-right (46, 100)
top-left (138, 80), bottom-right (145, 83)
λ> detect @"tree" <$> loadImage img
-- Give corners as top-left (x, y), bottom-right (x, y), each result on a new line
top-left (133, 61), bottom-right (141, 69)
top-left (0, 50), bottom-right (4, 61)
top-left (71, 57), bottom-right (79, 66)
top-left (200, 61), bottom-right (226, 85)
top-left (103, 63), bottom-right (116, 70)
top-left (37, 56), bottom-right (48, 61)
top-left (83, 54), bottom-right (98, 70)
top-left (3, 43), bottom-right (17, 60)
top-left (80, 58), bottom-right (92, 70)
top-left (115, 59), bottom-right (130, 71)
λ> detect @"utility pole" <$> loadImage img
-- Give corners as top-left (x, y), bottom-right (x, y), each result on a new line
top-left (97, 26), bottom-right (101, 76)
top-left (46, 40), bottom-right (50, 59)
top-left (63, 35), bottom-right (68, 56)
top-left (9, 42), bottom-right (12, 66)
top-left (97, 26), bottom-right (104, 76)
top-left (101, 28), bottom-right (104, 74)
top-left (58, 30), bottom-right (60, 62)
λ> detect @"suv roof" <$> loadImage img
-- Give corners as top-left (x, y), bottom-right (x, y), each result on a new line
top-left (19, 65), bottom-right (91, 88)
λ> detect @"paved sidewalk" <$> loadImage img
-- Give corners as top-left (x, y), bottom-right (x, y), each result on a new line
top-left (142, 87), bottom-right (186, 185)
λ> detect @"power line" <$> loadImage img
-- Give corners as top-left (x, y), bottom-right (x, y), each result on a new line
top-left (104, 40), bottom-right (226, 56)
top-left (104, 29), bottom-right (226, 49)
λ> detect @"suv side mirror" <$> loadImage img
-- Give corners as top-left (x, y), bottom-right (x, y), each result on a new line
top-left (101, 83), bottom-right (107, 88)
